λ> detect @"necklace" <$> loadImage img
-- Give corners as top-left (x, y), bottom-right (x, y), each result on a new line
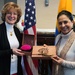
top-left (10, 32), bottom-right (13, 36)
top-left (7, 31), bottom-right (14, 36)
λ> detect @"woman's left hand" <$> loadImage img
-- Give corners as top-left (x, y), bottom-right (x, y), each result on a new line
top-left (51, 55), bottom-right (63, 64)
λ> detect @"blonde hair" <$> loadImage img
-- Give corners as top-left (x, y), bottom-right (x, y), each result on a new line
top-left (1, 2), bottom-right (22, 23)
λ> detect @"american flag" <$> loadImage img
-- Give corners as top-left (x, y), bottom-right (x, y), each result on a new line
top-left (24, 0), bottom-right (36, 35)
top-left (21, 0), bottom-right (38, 75)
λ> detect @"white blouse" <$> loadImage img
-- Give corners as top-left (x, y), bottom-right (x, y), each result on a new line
top-left (5, 22), bottom-right (19, 75)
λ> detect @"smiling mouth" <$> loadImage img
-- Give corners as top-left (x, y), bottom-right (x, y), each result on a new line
top-left (8, 17), bottom-right (16, 21)
top-left (62, 27), bottom-right (68, 31)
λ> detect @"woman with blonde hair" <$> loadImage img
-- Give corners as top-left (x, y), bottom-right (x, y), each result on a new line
top-left (0, 2), bottom-right (24, 75)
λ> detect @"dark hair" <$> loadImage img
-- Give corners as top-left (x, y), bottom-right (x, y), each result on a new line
top-left (57, 10), bottom-right (73, 21)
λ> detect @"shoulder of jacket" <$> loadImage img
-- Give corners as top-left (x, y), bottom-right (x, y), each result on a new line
top-left (0, 23), bottom-right (4, 29)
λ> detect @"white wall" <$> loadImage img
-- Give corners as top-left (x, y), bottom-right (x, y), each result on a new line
top-left (17, 0), bottom-right (75, 31)
top-left (0, 0), bottom-right (75, 31)
top-left (17, 0), bottom-right (59, 30)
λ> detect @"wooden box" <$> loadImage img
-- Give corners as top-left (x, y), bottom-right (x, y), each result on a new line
top-left (32, 46), bottom-right (56, 59)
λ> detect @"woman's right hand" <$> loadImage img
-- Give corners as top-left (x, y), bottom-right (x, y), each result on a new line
top-left (12, 48), bottom-right (25, 56)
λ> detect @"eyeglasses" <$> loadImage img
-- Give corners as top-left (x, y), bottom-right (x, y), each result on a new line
top-left (58, 21), bottom-right (69, 25)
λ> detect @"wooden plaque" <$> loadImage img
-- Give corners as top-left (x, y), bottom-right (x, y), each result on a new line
top-left (22, 34), bottom-right (35, 46)
top-left (32, 46), bottom-right (56, 59)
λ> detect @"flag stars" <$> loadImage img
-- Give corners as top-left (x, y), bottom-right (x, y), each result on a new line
top-left (26, 14), bottom-right (29, 17)
top-left (24, 0), bottom-right (36, 31)
top-left (26, 0), bottom-right (27, 3)
top-left (29, 22), bottom-right (32, 25)
top-left (29, 2), bottom-right (32, 6)
top-left (33, 6), bottom-right (35, 9)
top-left (30, 16), bottom-right (33, 20)
top-left (34, 19), bottom-right (36, 22)
top-left (27, 8), bottom-right (30, 11)
top-left (32, 11), bottom-right (34, 14)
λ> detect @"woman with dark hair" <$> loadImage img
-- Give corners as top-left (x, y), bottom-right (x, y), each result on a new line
top-left (0, 2), bottom-right (24, 75)
top-left (51, 10), bottom-right (75, 75)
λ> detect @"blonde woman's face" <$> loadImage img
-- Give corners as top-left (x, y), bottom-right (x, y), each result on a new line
top-left (5, 8), bottom-right (17, 25)
top-left (58, 15), bottom-right (73, 34)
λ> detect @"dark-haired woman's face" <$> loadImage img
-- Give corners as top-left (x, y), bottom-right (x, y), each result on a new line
top-left (58, 14), bottom-right (73, 34)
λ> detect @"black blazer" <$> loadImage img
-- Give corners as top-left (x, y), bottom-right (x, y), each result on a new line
top-left (0, 22), bottom-right (23, 75)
